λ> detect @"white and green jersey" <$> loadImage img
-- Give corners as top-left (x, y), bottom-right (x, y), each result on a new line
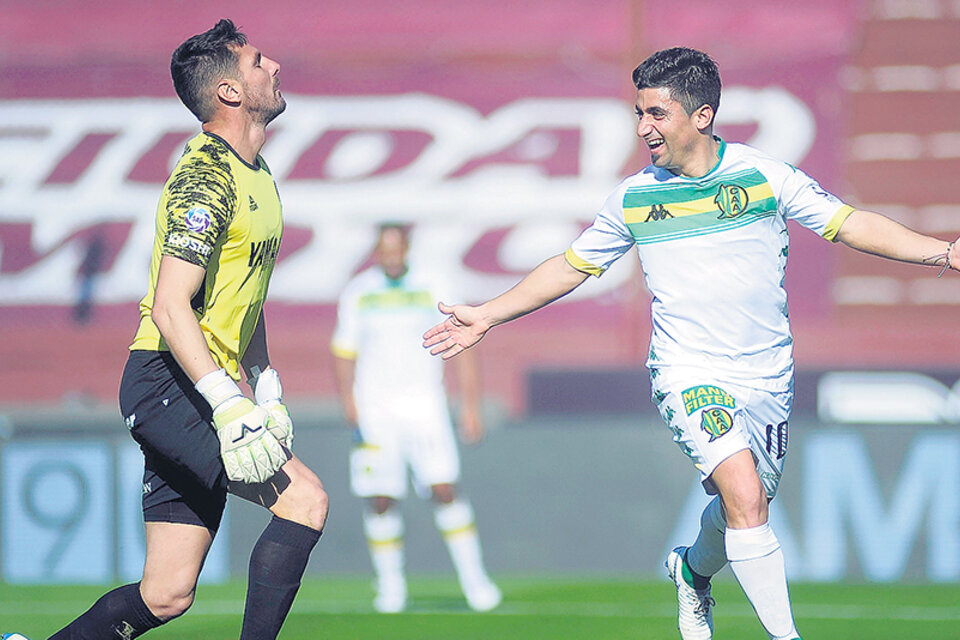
top-left (332, 265), bottom-right (452, 405)
top-left (565, 139), bottom-right (853, 391)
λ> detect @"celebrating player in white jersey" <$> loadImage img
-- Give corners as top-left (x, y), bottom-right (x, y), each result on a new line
top-left (332, 224), bottom-right (501, 613)
top-left (424, 47), bottom-right (960, 640)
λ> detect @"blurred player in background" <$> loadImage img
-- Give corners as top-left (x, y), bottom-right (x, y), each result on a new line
top-left (332, 224), bottom-right (501, 613)
top-left (49, 19), bottom-right (327, 640)
top-left (424, 47), bottom-right (960, 640)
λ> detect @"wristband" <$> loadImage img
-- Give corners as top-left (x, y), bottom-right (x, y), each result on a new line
top-left (195, 368), bottom-right (244, 412)
top-left (252, 367), bottom-right (283, 405)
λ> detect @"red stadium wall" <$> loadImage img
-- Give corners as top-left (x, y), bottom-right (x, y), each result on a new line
top-left (3, 0), bottom-right (960, 413)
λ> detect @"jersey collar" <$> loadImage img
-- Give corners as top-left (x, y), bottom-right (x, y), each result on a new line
top-left (202, 132), bottom-right (263, 171)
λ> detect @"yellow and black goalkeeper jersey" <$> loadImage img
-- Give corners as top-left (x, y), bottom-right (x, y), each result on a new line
top-left (130, 132), bottom-right (283, 381)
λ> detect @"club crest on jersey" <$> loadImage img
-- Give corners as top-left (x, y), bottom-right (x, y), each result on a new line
top-left (184, 206), bottom-right (212, 233)
top-left (715, 184), bottom-right (749, 219)
top-left (701, 407), bottom-right (733, 441)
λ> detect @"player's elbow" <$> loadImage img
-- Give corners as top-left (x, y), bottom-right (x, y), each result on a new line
top-left (150, 295), bottom-right (183, 339)
top-left (150, 307), bottom-right (174, 342)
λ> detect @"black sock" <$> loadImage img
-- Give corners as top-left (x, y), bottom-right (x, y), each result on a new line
top-left (240, 516), bottom-right (322, 640)
top-left (48, 582), bottom-right (163, 640)
top-left (683, 550), bottom-right (712, 591)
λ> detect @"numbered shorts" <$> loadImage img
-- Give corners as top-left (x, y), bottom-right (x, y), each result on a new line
top-left (350, 394), bottom-right (460, 499)
top-left (650, 370), bottom-right (792, 499)
top-left (119, 350), bottom-right (228, 531)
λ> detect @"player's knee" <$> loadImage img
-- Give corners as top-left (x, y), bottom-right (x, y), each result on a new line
top-left (140, 581), bottom-right (195, 620)
top-left (276, 475), bottom-right (329, 531)
top-left (296, 477), bottom-right (329, 531)
top-left (309, 483), bottom-right (330, 531)
top-left (721, 486), bottom-right (768, 528)
top-left (370, 496), bottom-right (394, 514)
top-left (431, 483), bottom-right (457, 504)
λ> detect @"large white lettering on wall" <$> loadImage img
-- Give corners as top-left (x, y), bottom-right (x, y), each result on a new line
top-left (0, 90), bottom-right (813, 306)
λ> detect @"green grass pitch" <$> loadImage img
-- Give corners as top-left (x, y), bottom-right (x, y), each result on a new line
top-left (3, 576), bottom-right (959, 639)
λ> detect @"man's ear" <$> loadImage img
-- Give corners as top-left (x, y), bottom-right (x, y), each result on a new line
top-left (693, 103), bottom-right (715, 132)
top-left (216, 79), bottom-right (241, 108)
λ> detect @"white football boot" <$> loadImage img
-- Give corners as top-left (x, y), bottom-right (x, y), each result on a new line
top-left (666, 546), bottom-right (715, 640)
top-left (464, 579), bottom-right (502, 612)
top-left (373, 577), bottom-right (407, 613)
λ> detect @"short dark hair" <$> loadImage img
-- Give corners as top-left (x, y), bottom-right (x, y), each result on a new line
top-left (170, 19), bottom-right (248, 122)
top-left (378, 221), bottom-right (412, 239)
top-left (632, 47), bottom-right (721, 118)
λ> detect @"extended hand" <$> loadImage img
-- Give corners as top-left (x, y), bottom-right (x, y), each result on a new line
top-left (213, 398), bottom-right (288, 483)
top-left (422, 302), bottom-right (489, 359)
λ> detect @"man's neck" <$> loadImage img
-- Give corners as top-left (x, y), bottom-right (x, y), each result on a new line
top-left (202, 118), bottom-right (266, 166)
top-left (676, 134), bottom-right (721, 179)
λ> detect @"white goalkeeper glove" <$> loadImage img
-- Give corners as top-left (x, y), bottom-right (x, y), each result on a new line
top-left (196, 368), bottom-right (288, 484)
top-left (251, 366), bottom-right (294, 448)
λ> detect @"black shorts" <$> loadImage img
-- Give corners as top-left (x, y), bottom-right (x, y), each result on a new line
top-left (119, 350), bottom-right (227, 531)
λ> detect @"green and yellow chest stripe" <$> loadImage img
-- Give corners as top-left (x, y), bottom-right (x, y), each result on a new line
top-left (358, 288), bottom-right (433, 312)
top-left (623, 168), bottom-right (777, 244)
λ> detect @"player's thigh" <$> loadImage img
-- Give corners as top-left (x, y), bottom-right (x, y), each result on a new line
top-left (121, 351), bottom-right (228, 531)
top-left (651, 373), bottom-right (752, 490)
top-left (350, 421), bottom-right (408, 500)
top-left (141, 521), bottom-right (213, 602)
top-left (740, 385), bottom-right (793, 499)
top-left (405, 407), bottom-right (460, 490)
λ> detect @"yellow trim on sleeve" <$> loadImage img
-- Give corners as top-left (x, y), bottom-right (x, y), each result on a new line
top-left (564, 248), bottom-right (605, 277)
top-left (823, 204), bottom-right (855, 242)
top-left (330, 343), bottom-right (358, 360)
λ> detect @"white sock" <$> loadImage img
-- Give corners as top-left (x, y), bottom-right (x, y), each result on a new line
top-left (363, 509), bottom-right (405, 590)
top-left (725, 523), bottom-right (799, 640)
top-left (434, 499), bottom-right (490, 589)
top-left (686, 496), bottom-right (728, 579)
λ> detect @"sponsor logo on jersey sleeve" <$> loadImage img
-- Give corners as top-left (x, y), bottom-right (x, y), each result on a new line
top-left (184, 206), bottom-right (212, 233)
top-left (167, 232), bottom-right (213, 257)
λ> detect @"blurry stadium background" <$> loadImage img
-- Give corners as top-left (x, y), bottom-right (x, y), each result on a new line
top-left (2, 0), bottom-right (960, 613)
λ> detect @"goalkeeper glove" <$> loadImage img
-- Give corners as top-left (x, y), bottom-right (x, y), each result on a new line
top-left (196, 368), bottom-right (288, 484)
top-left (251, 366), bottom-right (294, 448)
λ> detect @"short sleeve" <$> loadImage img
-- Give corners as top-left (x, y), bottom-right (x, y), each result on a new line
top-left (778, 165), bottom-right (854, 241)
top-left (566, 184), bottom-right (636, 276)
top-left (162, 156), bottom-right (238, 267)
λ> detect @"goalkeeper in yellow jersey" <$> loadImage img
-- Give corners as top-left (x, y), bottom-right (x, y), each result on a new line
top-left (49, 19), bottom-right (327, 640)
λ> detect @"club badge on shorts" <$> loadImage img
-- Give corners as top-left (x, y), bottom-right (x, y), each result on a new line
top-left (681, 384), bottom-right (736, 442)
top-left (700, 407), bottom-right (733, 441)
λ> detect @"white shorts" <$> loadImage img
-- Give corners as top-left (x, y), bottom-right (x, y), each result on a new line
top-left (350, 393), bottom-right (461, 499)
top-left (650, 369), bottom-right (793, 499)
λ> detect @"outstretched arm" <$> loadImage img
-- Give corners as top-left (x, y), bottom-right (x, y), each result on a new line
top-left (423, 254), bottom-right (589, 359)
top-left (836, 209), bottom-right (960, 271)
